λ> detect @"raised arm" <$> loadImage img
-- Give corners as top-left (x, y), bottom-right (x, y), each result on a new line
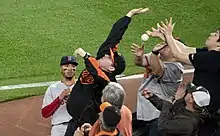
top-left (158, 17), bottom-right (192, 65)
top-left (146, 25), bottom-right (196, 54)
top-left (131, 43), bottom-right (151, 67)
top-left (97, 8), bottom-right (150, 57)
top-left (74, 48), bottom-right (110, 84)
top-left (142, 90), bottom-right (165, 111)
top-left (150, 43), bottom-right (168, 77)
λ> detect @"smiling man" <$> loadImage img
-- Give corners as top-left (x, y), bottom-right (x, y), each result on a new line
top-left (41, 56), bottom-right (78, 136)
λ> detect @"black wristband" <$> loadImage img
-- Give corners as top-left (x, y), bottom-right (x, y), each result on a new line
top-left (83, 53), bottom-right (90, 59)
top-left (152, 50), bottom-right (159, 55)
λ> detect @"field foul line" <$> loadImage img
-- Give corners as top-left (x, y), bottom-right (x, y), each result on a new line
top-left (0, 69), bottom-right (194, 91)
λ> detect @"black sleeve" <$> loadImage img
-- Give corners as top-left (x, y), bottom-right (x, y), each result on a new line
top-left (189, 51), bottom-right (220, 71)
top-left (158, 101), bottom-right (194, 135)
top-left (97, 16), bottom-right (131, 56)
top-left (196, 47), bottom-right (208, 53)
top-left (148, 95), bottom-right (167, 111)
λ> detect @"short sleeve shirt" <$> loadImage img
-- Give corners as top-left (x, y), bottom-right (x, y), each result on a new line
top-left (136, 62), bottom-right (184, 121)
top-left (189, 50), bottom-right (220, 112)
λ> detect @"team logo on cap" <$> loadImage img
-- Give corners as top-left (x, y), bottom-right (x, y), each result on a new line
top-left (67, 56), bottom-right (71, 62)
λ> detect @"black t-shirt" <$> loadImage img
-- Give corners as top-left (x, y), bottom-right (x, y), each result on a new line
top-left (189, 50), bottom-right (220, 113)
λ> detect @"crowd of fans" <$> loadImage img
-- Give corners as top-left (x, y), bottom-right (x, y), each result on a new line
top-left (41, 7), bottom-right (220, 136)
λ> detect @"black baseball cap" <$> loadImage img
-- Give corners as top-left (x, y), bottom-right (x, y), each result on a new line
top-left (60, 56), bottom-right (78, 66)
top-left (103, 105), bottom-right (121, 129)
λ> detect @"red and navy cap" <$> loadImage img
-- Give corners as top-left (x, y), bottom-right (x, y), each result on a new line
top-left (60, 56), bottom-right (78, 66)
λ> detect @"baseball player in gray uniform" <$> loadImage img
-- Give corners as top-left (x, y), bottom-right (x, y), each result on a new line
top-left (41, 56), bottom-right (78, 136)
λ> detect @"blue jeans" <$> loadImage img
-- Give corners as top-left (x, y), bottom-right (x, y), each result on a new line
top-left (148, 119), bottom-right (161, 136)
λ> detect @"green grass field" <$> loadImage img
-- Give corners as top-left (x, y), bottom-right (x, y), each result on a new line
top-left (0, 0), bottom-right (220, 102)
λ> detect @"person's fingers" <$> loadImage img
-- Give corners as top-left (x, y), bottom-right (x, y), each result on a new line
top-left (131, 46), bottom-right (135, 50)
top-left (131, 45), bottom-right (136, 49)
top-left (135, 8), bottom-right (142, 13)
top-left (131, 44), bottom-right (139, 49)
top-left (161, 21), bottom-right (167, 28)
top-left (141, 42), bottom-right (145, 49)
top-left (76, 127), bottom-right (81, 132)
top-left (131, 49), bottom-right (136, 53)
top-left (146, 30), bottom-right (152, 36)
top-left (158, 26), bottom-right (165, 34)
top-left (131, 46), bottom-right (138, 51)
top-left (172, 22), bottom-right (176, 28)
top-left (132, 53), bottom-right (137, 56)
top-left (157, 23), bottom-right (161, 29)
top-left (131, 46), bottom-right (138, 50)
top-left (165, 18), bottom-right (169, 25)
top-left (169, 17), bottom-right (172, 25)
top-left (139, 7), bottom-right (150, 13)
top-left (142, 91), bottom-right (149, 98)
top-left (152, 27), bottom-right (157, 31)
top-left (141, 91), bottom-right (146, 95)
top-left (132, 43), bottom-right (140, 48)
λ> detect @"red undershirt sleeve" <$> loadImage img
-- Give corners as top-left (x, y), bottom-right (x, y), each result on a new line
top-left (41, 97), bottom-right (61, 118)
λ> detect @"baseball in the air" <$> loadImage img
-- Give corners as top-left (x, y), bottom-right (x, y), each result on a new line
top-left (141, 34), bottom-right (149, 42)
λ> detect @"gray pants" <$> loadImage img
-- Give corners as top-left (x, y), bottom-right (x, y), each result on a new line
top-left (51, 124), bottom-right (68, 136)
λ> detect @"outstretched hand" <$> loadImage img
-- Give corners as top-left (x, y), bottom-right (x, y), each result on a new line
top-left (74, 48), bottom-right (87, 58)
top-left (131, 43), bottom-right (145, 58)
top-left (175, 84), bottom-right (186, 100)
top-left (158, 17), bottom-right (175, 37)
top-left (146, 23), bottom-right (165, 41)
top-left (126, 8), bottom-right (150, 17)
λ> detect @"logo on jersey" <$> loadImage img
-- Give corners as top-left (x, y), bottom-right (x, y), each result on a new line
top-left (80, 70), bottom-right (94, 84)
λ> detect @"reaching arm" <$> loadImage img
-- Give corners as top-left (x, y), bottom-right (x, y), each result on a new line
top-left (158, 17), bottom-right (192, 65)
top-left (150, 53), bottom-right (164, 77)
top-left (74, 48), bottom-right (110, 84)
top-left (131, 43), bottom-right (151, 67)
top-left (97, 8), bottom-right (149, 57)
top-left (146, 25), bottom-right (196, 54)
top-left (165, 35), bottom-right (192, 65)
top-left (147, 94), bottom-right (165, 111)
top-left (133, 55), bottom-right (143, 66)
top-left (134, 53), bottom-right (151, 67)
top-left (175, 39), bottom-right (196, 53)
top-left (97, 16), bottom-right (131, 56)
